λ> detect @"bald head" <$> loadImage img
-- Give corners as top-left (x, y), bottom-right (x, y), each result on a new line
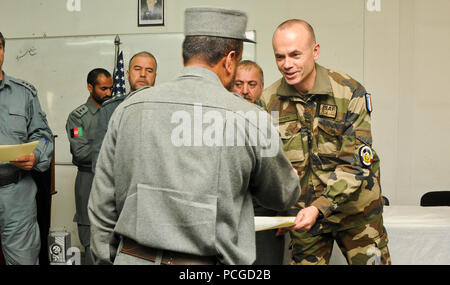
top-left (274, 19), bottom-right (316, 46)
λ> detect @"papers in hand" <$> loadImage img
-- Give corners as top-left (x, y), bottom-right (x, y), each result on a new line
top-left (0, 141), bottom-right (39, 162)
top-left (255, 216), bottom-right (296, 232)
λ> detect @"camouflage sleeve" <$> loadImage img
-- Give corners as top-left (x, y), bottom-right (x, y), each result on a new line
top-left (28, 94), bottom-right (54, 172)
top-left (66, 112), bottom-right (91, 165)
top-left (312, 86), bottom-right (375, 217)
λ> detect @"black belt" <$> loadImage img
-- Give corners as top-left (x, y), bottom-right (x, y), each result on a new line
top-left (0, 170), bottom-right (19, 187)
top-left (121, 237), bottom-right (217, 265)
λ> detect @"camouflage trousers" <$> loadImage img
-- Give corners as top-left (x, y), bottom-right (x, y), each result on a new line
top-left (289, 217), bottom-right (391, 265)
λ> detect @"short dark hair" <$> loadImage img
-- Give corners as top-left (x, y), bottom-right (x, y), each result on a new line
top-left (182, 36), bottom-right (243, 66)
top-left (129, 51), bottom-right (157, 70)
top-left (87, 68), bottom-right (112, 86)
top-left (0, 32), bottom-right (5, 48)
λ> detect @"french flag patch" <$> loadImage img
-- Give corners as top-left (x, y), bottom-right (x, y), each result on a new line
top-left (365, 93), bottom-right (373, 113)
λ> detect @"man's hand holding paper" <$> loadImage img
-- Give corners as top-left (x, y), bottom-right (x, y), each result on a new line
top-left (10, 152), bottom-right (36, 171)
top-left (0, 141), bottom-right (39, 170)
top-left (275, 206), bottom-right (320, 236)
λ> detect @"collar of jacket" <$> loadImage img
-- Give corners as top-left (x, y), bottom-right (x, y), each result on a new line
top-left (179, 65), bottom-right (224, 87)
top-left (86, 97), bottom-right (100, 114)
top-left (0, 72), bottom-right (11, 90)
top-left (277, 63), bottom-right (333, 102)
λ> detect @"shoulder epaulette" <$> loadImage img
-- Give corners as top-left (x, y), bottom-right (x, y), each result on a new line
top-left (73, 104), bottom-right (89, 119)
top-left (9, 77), bottom-right (37, 96)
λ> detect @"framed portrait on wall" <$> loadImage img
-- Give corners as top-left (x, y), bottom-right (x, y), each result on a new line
top-left (138, 0), bottom-right (164, 26)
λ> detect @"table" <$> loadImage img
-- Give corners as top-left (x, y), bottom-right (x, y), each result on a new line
top-left (329, 205), bottom-right (450, 265)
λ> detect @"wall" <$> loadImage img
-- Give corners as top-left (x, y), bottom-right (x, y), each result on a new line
top-left (1, 0), bottom-right (449, 248)
top-left (364, 0), bottom-right (450, 204)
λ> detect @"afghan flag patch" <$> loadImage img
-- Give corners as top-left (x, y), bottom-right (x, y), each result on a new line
top-left (70, 127), bottom-right (83, 138)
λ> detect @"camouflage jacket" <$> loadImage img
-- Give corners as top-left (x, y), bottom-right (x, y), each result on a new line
top-left (261, 63), bottom-right (383, 233)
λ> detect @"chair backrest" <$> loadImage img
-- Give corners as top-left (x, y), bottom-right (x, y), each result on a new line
top-left (420, 191), bottom-right (450, 207)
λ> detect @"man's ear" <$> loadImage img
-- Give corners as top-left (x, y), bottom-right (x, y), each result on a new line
top-left (313, 43), bottom-right (321, 61)
top-left (224, 50), bottom-right (237, 74)
top-left (87, 83), bottom-right (94, 94)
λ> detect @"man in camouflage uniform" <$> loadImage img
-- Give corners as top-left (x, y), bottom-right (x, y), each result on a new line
top-left (261, 20), bottom-right (391, 265)
top-left (66, 68), bottom-right (112, 265)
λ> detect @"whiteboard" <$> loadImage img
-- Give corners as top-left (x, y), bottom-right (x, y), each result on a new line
top-left (3, 31), bottom-right (256, 164)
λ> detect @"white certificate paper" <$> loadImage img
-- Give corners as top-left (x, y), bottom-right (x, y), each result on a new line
top-left (254, 216), bottom-right (296, 232)
top-left (0, 141), bottom-right (39, 162)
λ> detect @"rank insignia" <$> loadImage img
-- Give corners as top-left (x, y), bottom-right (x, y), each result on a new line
top-left (365, 93), bottom-right (373, 113)
top-left (319, 104), bottom-right (337, 119)
top-left (359, 145), bottom-right (373, 167)
top-left (70, 127), bottom-right (83, 138)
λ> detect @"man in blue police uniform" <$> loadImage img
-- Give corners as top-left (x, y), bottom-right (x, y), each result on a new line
top-left (66, 68), bottom-right (112, 265)
top-left (0, 32), bottom-right (54, 265)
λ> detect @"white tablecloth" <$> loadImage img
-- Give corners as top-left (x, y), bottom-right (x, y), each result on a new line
top-left (330, 205), bottom-right (450, 265)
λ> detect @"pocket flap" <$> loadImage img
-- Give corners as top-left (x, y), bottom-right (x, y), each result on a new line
top-left (317, 118), bottom-right (345, 136)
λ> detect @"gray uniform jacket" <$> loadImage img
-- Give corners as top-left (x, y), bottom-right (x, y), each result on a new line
top-left (0, 73), bottom-right (53, 171)
top-left (66, 99), bottom-right (100, 169)
top-left (66, 99), bottom-right (100, 225)
top-left (91, 87), bottom-right (150, 173)
top-left (88, 66), bottom-right (300, 265)
top-left (91, 94), bottom-right (128, 173)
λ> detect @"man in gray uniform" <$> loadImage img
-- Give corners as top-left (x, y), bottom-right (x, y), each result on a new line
top-left (232, 60), bottom-right (285, 265)
top-left (66, 68), bottom-right (112, 265)
top-left (88, 7), bottom-right (301, 265)
top-left (0, 32), bottom-right (54, 265)
top-left (91, 51), bottom-right (157, 173)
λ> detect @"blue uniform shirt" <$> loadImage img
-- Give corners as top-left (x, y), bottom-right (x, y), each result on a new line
top-left (0, 72), bottom-right (53, 172)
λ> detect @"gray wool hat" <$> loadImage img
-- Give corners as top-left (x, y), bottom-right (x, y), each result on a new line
top-left (184, 7), bottom-right (255, 43)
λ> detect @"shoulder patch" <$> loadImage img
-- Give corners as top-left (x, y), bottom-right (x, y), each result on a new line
top-left (73, 105), bottom-right (89, 119)
top-left (9, 77), bottom-right (37, 96)
top-left (359, 145), bottom-right (374, 167)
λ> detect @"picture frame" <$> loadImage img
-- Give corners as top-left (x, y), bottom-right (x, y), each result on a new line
top-left (138, 0), bottom-right (164, 26)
